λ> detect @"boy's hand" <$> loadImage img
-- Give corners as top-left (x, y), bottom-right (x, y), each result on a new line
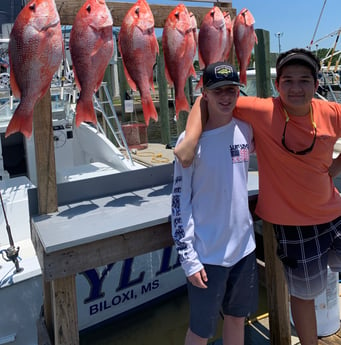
top-left (188, 268), bottom-right (208, 289)
top-left (174, 139), bottom-right (196, 168)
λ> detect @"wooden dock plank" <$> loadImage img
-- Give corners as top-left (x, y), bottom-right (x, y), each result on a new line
top-left (318, 325), bottom-right (341, 344)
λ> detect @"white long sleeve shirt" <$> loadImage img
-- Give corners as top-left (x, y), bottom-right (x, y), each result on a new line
top-left (171, 118), bottom-right (256, 277)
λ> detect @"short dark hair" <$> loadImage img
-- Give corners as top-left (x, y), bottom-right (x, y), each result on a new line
top-left (276, 48), bottom-right (321, 83)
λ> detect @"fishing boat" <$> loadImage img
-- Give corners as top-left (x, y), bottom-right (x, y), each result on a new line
top-left (0, 76), bottom-right (186, 344)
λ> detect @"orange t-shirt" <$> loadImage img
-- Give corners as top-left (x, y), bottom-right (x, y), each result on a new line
top-left (234, 97), bottom-right (341, 225)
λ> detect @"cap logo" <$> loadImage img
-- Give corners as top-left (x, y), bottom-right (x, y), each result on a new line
top-left (215, 65), bottom-right (233, 79)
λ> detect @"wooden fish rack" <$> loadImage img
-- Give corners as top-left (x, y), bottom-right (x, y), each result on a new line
top-left (32, 1), bottom-right (293, 345)
top-left (55, 0), bottom-right (235, 28)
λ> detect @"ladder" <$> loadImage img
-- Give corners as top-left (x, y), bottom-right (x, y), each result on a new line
top-left (93, 83), bottom-right (134, 164)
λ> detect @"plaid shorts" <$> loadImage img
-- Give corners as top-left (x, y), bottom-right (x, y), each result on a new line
top-left (274, 215), bottom-right (341, 299)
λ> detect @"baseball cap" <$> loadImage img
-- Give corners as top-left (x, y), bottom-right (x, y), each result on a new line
top-left (276, 51), bottom-right (320, 75)
top-left (203, 62), bottom-right (244, 89)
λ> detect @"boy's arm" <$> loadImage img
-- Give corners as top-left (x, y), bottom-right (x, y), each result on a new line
top-left (173, 96), bottom-right (208, 167)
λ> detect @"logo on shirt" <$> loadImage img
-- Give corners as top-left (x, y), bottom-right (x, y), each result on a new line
top-left (230, 144), bottom-right (250, 163)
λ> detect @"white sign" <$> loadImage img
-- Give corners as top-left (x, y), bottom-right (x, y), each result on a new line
top-left (124, 100), bottom-right (134, 113)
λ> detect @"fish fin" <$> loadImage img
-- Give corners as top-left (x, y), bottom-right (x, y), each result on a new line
top-left (150, 76), bottom-right (155, 92)
top-left (153, 40), bottom-right (159, 56)
top-left (254, 31), bottom-right (258, 44)
top-left (121, 61), bottom-right (137, 91)
top-left (164, 65), bottom-right (174, 87)
top-left (10, 67), bottom-right (21, 99)
top-left (5, 106), bottom-right (33, 138)
top-left (141, 97), bottom-right (158, 126)
top-left (239, 70), bottom-right (247, 86)
top-left (189, 65), bottom-right (196, 78)
top-left (75, 98), bottom-right (97, 127)
top-left (73, 70), bottom-right (81, 91)
top-left (198, 51), bottom-right (205, 70)
top-left (175, 97), bottom-right (190, 119)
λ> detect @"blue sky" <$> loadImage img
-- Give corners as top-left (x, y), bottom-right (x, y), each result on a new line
top-left (115, 0), bottom-right (340, 54)
top-left (229, 0), bottom-right (340, 53)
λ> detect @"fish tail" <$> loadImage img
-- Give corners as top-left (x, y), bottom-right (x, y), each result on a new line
top-left (175, 97), bottom-right (190, 119)
top-left (75, 99), bottom-right (97, 127)
top-left (5, 106), bottom-right (33, 138)
top-left (141, 97), bottom-right (158, 126)
top-left (239, 69), bottom-right (247, 86)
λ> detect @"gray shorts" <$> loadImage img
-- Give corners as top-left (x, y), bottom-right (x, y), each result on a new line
top-left (187, 251), bottom-right (258, 339)
top-left (274, 215), bottom-right (341, 299)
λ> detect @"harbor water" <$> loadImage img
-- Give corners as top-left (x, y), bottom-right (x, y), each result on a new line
top-left (79, 285), bottom-right (269, 345)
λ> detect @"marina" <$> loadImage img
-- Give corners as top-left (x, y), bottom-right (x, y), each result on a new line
top-left (0, 0), bottom-right (340, 345)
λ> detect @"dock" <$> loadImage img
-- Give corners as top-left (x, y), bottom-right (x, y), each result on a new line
top-left (130, 143), bottom-right (175, 167)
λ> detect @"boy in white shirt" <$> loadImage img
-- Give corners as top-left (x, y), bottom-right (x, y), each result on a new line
top-left (171, 62), bottom-right (258, 345)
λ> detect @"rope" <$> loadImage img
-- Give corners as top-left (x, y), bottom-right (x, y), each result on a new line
top-left (135, 151), bottom-right (170, 164)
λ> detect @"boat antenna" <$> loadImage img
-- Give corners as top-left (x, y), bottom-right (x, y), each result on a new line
top-left (308, 0), bottom-right (327, 50)
top-left (327, 30), bottom-right (340, 70)
top-left (0, 191), bottom-right (22, 273)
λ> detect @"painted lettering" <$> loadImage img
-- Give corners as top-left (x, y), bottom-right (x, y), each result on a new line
top-left (141, 279), bottom-right (159, 294)
top-left (80, 263), bottom-right (114, 303)
top-left (89, 289), bottom-right (135, 315)
top-left (116, 257), bottom-right (145, 291)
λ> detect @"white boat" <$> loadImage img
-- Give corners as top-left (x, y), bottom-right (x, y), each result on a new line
top-left (0, 84), bottom-right (186, 344)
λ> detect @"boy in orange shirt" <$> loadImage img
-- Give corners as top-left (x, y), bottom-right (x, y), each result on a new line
top-left (175, 48), bottom-right (341, 345)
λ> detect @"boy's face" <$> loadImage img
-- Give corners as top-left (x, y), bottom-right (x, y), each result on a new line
top-left (202, 85), bottom-right (239, 116)
top-left (276, 64), bottom-right (319, 113)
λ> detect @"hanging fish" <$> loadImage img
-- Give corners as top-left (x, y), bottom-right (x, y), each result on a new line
top-left (118, 0), bottom-right (159, 126)
top-left (69, 0), bottom-right (114, 127)
top-left (162, 4), bottom-right (196, 118)
top-left (189, 11), bottom-right (198, 48)
top-left (222, 11), bottom-right (233, 61)
top-left (233, 8), bottom-right (258, 85)
top-left (6, 0), bottom-right (63, 138)
top-left (197, 6), bottom-right (227, 89)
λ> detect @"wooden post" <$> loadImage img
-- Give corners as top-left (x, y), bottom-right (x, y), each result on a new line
top-left (33, 91), bottom-right (57, 340)
top-left (33, 91), bottom-right (57, 215)
top-left (156, 43), bottom-right (171, 145)
top-left (254, 29), bottom-right (272, 98)
top-left (33, 92), bottom-right (79, 344)
top-left (262, 221), bottom-right (291, 344)
top-left (52, 276), bottom-right (78, 345)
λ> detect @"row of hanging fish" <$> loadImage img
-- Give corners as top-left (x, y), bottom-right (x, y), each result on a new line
top-left (6, 0), bottom-right (113, 138)
top-left (5, 0), bottom-right (257, 138)
top-left (118, 1), bottom-right (257, 121)
top-left (190, 6), bottom-right (258, 92)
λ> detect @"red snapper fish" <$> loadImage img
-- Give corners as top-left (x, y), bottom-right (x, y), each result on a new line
top-left (222, 11), bottom-right (233, 61)
top-left (197, 6), bottom-right (227, 89)
top-left (233, 8), bottom-right (258, 85)
top-left (6, 0), bottom-right (63, 138)
top-left (69, 0), bottom-right (114, 127)
top-left (118, 0), bottom-right (159, 126)
top-left (189, 11), bottom-right (198, 47)
top-left (162, 4), bottom-right (196, 118)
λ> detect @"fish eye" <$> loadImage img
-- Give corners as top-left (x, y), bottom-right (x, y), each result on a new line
top-left (135, 7), bottom-right (140, 16)
top-left (86, 5), bottom-right (91, 13)
top-left (29, 3), bottom-right (36, 11)
top-left (175, 11), bottom-right (180, 19)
